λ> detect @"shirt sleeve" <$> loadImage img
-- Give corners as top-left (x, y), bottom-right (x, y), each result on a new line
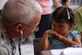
top-left (71, 31), bottom-right (80, 36)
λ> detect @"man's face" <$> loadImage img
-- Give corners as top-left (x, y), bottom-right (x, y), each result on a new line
top-left (5, 12), bottom-right (41, 39)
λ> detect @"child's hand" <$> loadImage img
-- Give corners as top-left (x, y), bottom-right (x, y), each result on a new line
top-left (45, 30), bottom-right (58, 37)
top-left (45, 30), bottom-right (63, 40)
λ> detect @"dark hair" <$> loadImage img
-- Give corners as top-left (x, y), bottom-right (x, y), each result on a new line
top-left (52, 6), bottom-right (75, 25)
top-left (61, 0), bottom-right (68, 5)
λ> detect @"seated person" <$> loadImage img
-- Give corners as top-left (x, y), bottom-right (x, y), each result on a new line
top-left (40, 6), bottom-right (81, 51)
top-left (0, 0), bottom-right (42, 55)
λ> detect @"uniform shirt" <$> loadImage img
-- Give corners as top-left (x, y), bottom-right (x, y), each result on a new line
top-left (48, 31), bottom-right (80, 49)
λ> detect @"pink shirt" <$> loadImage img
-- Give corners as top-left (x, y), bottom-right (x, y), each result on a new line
top-left (36, 0), bottom-right (52, 15)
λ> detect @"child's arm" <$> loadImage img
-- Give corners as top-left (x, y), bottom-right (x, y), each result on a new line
top-left (40, 30), bottom-right (50, 51)
top-left (40, 30), bottom-right (58, 51)
top-left (58, 33), bottom-right (81, 47)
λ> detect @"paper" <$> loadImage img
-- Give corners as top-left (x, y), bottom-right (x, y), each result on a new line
top-left (50, 47), bottom-right (82, 55)
top-left (63, 47), bottom-right (82, 55)
top-left (50, 49), bottom-right (63, 55)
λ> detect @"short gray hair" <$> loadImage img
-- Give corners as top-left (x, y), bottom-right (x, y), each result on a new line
top-left (1, 0), bottom-right (42, 25)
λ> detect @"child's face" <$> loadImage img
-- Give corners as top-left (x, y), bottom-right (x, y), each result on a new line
top-left (52, 20), bottom-right (70, 35)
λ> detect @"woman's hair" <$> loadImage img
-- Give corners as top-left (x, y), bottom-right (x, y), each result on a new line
top-left (52, 6), bottom-right (75, 27)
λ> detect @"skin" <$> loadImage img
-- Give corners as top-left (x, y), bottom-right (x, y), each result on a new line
top-left (53, 0), bottom-right (70, 9)
top-left (40, 20), bottom-right (81, 51)
top-left (4, 12), bottom-right (41, 39)
top-left (80, 32), bottom-right (82, 44)
top-left (62, 0), bottom-right (71, 7)
top-left (53, 0), bottom-right (61, 9)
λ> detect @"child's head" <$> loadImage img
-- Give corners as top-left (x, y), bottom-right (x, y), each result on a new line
top-left (52, 6), bottom-right (75, 35)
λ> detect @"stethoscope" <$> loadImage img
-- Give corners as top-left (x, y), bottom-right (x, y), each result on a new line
top-left (18, 30), bottom-right (23, 55)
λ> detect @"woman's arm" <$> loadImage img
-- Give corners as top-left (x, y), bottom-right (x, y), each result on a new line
top-left (53, 0), bottom-right (70, 9)
top-left (53, 0), bottom-right (61, 9)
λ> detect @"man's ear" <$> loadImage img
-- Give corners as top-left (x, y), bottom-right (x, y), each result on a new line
top-left (15, 24), bottom-right (23, 31)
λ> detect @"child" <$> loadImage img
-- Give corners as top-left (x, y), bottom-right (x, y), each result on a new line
top-left (40, 6), bottom-right (81, 51)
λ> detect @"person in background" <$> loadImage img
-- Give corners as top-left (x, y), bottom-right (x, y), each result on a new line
top-left (35, 0), bottom-right (61, 38)
top-left (61, 0), bottom-right (79, 10)
top-left (40, 6), bottom-right (81, 51)
top-left (74, 7), bottom-right (82, 43)
top-left (61, 0), bottom-right (70, 7)
top-left (0, 0), bottom-right (42, 55)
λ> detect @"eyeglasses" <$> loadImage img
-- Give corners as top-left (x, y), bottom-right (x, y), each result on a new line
top-left (15, 23), bottom-right (34, 30)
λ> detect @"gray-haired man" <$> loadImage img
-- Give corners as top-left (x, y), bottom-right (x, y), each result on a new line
top-left (0, 0), bottom-right (42, 55)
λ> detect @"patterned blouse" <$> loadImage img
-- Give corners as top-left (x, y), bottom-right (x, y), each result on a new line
top-left (48, 31), bottom-right (80, 49)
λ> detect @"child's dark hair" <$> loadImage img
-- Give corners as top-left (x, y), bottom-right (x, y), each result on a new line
top-left (52, 6), bottom-right (75, 26)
